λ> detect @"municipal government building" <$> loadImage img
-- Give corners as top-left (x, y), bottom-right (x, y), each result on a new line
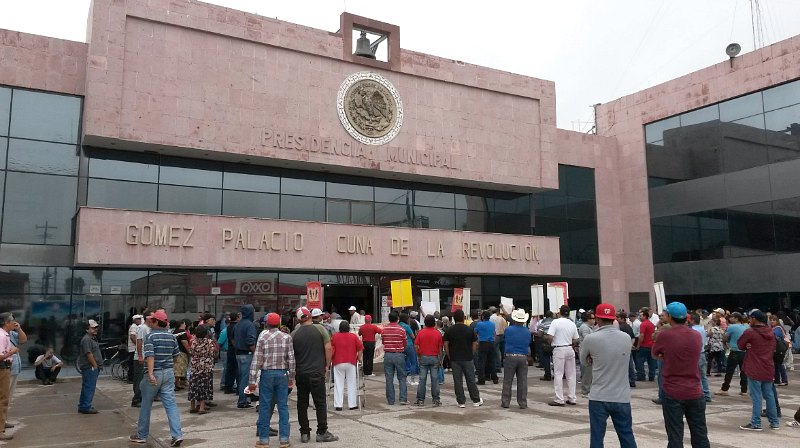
top-left (1, 0), bottom-right (799, 363)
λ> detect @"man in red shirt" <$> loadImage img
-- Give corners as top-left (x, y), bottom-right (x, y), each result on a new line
top-left (636, 309), bottom-right (657, 382)
top-left (381, 312), bottom-right (408, 405)
top-left (357, 315), bottom-right (382, 377)
top-left (415, 315), bottom-right (444, 407)
top-left (652, 302), bottom-right (710, 448)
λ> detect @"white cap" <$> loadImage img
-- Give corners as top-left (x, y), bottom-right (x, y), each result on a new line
top-left (132, 314), bottom-right (143, 320)
top-left (311, 308), bottom-right (323, 317)
top-left (88, 319), bottom-right (100, 328)
top-left (348, 306), bottom-right (357, 311)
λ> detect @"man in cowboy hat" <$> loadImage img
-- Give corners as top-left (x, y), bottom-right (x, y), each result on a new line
top-left (501, 309), bottom-right (531, 409)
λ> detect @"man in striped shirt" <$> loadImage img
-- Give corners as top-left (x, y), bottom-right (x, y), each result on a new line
top-left (382, 311), bottom-right (409, 405)
top-left (130, 310), bottom-right (183, 447)
top-left (249, 313), bottom-right (295, 448)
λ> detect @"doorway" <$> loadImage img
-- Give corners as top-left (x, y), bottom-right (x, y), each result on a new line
top-left (323, 285), bottom-right (374, 318)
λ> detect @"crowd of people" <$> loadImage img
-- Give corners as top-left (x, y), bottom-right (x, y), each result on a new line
top-left (0, 299), bottom-right (798, 446)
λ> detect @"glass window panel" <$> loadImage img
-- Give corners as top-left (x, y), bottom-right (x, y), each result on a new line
top-left (565, 166), bottom-right (595, 198)
top-left (7, 139), bottom-right (78, 175)
top-left (650, 218), bottom-right (672, 264)
top-left (412, 206), bottom-right (454, 230)
top-left (719, 92), bottom-right (763, 122)
top-left (326, 182), bottom-right (372, 200)
top-left (765, 104), bottom-right (800, 163)
top-left (326, 199), bottom-right (350, 224)
top-left (0, 265), bottom-right (73, 294)
top-left (728, 202), bottom-right (775, 255)
top-left (534, 216), bottom-right (567, 237)
top-left (146, 271), bottom-right (216, 295)
top-left (488, 212), bottom-right (529, 234)
top-left (277, 273), bottom-right (318, 295)
top-left (488, 195), bottom-right (531, 214)
top-left (2, 172), bottom-right (76, 245)
top-left (88, 152), bottom-right (159, 183)
top-left (215, 272), bottom-right (278, 295)
top-left (158, 185), bottom-right (221, 215)
top-left (374, 202), bottom-right (411, 227)
top-left (0, 87), bottom-right (9, 136)
top-left (413, 190), bottom-right (454, 208)
top-left (769, 158), bottom-right (800, 201)
top-left (567, 198), bottom-right (596, 221)
top-left (160, 161), bottom-right (222, 188)
top-left (223, 171), bottom-right (280, 193)
top-left (456, 209), bottom-right (487, 232)
top-left (724, 166), bottom-right (771, 208)
top-left (0, 137), bottom-right (6, 169)
top-left (680, 105), bottom-right (719, 126)
top-left (222, 190), bottom-right (279, 219)
top-left (374, 186), bottom-right (410, 204)
top-left (281, 177), bottom-right (324, 197)
top-left (763, 80), bottom-right (800, 112)
top-left (351, 201), bottom-right (374, 225)
top-left (772, 197), bottom-right (800, 253)
top-left (645, 116), bottom-right (680, 144)
top-left (71, 269), bottom-right (150, 295)
top-left (88, 179), bottom-right (158, 211)
top-left (566, 220), bottom-right (598, 265)
top-left (280, 195), bottom-right (324, 221)
top-left (0, 172), bottom-right (4, 212)
top-left (9, 90), bottom-right (81, 143)
top-left (534, 194), bottom-right (567, 218)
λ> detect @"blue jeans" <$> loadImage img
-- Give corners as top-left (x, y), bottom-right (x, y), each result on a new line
top-left (747, 378), bottom-right (779, 428)
top-left (656, 359), bottom-right (664, 401)
top-left (236, 353), bottom-right (253, 406)
top-left (78, 367), bottom-right (100, 411)
top-left (698, 355), bottom-right (711, 401)
top-left (588, 401), bottom-right (637, 448)
top-left (662, 393), bottom-right (709, 448)
top-left (628, 352), bottom-right (636, 385)
top-left (258, 369), bottom-right (289, 444)
top-left (137, 368), bottom-right (182, 441)
top-left (635, 347), bottom-right (656, 380)
top-left (416, 355), bottom-right (440, 402)
top-left (384, 352), bottom-right (407, 404)
top-left (405, 344), bottom-right (419, 376)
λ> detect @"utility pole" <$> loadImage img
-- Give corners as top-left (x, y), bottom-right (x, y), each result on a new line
top-left (36, 221), bottom-right (57, 295)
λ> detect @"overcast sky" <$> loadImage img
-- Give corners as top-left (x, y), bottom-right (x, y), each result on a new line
top-left (2, 0), bottom-right (799, 131)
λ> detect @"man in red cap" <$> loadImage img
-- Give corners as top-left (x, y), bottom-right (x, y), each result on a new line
top-left (249, 313), bottom-right (295, 448)
top-left (579, 303), bottom-right (637, 448)
top-left (358, 315), bottom-right (382, 376)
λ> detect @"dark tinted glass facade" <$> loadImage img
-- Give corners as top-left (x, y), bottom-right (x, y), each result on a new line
top-left (646, 79), bottom-right (800, 310)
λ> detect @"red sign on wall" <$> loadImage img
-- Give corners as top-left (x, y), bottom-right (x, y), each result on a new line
top-left (451, 288), bottom-right (464, 312)
top-left (306, 281), bottom-right (322, 310)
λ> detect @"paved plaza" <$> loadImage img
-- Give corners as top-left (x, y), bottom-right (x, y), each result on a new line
top-left (3, 360), bottom-right (798, 448)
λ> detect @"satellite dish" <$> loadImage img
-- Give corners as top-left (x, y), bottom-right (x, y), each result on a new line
top-left (726, 43), bottom-right (741, 58)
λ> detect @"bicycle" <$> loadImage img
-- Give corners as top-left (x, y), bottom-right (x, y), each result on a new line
top-left (73, 342), bottom-right (129, 380)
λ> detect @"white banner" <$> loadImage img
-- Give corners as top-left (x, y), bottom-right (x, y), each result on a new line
top-left (500, 296), bottom-right (514, 315)
top-left (462, 288), bottom-right (471, 317)
top-left (530, 284), bottom-right (545, 316)
top-left (421, 289), bottom-right (441, 313)
top-left (547, 283), bottom-right (567, 313)
top-left (654, 282), bottom-right (666, 314)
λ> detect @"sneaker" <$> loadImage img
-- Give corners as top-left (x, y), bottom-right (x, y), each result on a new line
top-left (300, 433), bottom-right (310, 443)
top-left (432, 400), bottom-right (441, 407)
top-left (399, 400), bottom-right (409, 405)
top-left (237, 403), bottom-right (254, 409)
top-left (316, 432), bottom-right (339, 443)
top-left (129, 434), bottom-right (147, 444)
top-left (414, 400), bottom-right (424, 407)
top-left (786, 420), bottom-right (800, 427)
top-left (458, 403), bottom-right (466, 408)
top-left (739, 423), bottom-right (762, 431)
top-left (547, 401), bottom-right (565, 407)
top-left (566, 400), bottom-right (577, 406)
top-left (335, 407), bottom-right (343, 411)
top-left (473, 398), bottom-right (484, 407)
top-left (279, 442), bottom-right (291, 448)
top-left (78, 408), bottom-right (98, 414)
top-left (539, 376), bottom-right (552, 381)
top-left (770, 425), bottom-right (780, 430)
top-left (739, 391), bottom-right (749, 396)
top-left (170, 438), bottom-right (183, 447)
top-left (717, 390), bottom-right (729, 396)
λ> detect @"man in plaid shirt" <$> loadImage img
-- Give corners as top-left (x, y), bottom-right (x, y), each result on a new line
top-left (249, 313), bottom-right (295, 448)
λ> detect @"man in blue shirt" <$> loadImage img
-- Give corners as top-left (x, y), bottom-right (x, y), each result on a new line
top-left (501, 309), bottom-right (531, 409)
top-left (233, 305), bottom-right (258, 408)
top-left (130, 310), bottom-right (183, 447)
top-left (475, 310), bottom-right (498, 385)
top-left (718, 312), bottom-right (748, 396)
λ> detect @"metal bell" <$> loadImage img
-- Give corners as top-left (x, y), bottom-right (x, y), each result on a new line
top-left (354, 31), bottom-right (376, 59)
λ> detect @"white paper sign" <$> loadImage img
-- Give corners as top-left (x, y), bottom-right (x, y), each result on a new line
top-left (530, 285), bottom-right (544, 316)
top-left (547, 284), bottom-right (566, 313)
top-left (211, 287), bottom-right (221, 295)
top-left (110, 286), bottom-right (122, 295)
top-left (500, 296), bottom-right (514, 315)
top-left (462, 288), bottom-right (471, 317)
top-left (421, 289), bottom-right (440, 313)
top-left (420, 301), bottom-right (437, 317)
top-left (654, 282), bottom-right (666, 314)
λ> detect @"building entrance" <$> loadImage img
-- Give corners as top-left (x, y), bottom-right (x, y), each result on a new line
top-left (323, 284), bottom-right (374, 320)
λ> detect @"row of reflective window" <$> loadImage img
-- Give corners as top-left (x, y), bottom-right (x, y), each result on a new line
top-left (645, 79), bottom-right (800, 181)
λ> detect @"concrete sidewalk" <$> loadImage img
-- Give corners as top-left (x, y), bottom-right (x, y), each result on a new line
top-left (2, 362), bottom-right (798, 448)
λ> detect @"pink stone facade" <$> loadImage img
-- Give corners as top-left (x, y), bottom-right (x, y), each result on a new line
top-left (0, 30), bottom-right (86, 96)
top-left (81, 0), bottom-right (557, 192)
top-left (75, 207), bottom-right (560, 276)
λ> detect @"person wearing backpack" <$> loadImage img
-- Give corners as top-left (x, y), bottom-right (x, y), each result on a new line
top-left (769, 315), bottom-right (789, 386)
